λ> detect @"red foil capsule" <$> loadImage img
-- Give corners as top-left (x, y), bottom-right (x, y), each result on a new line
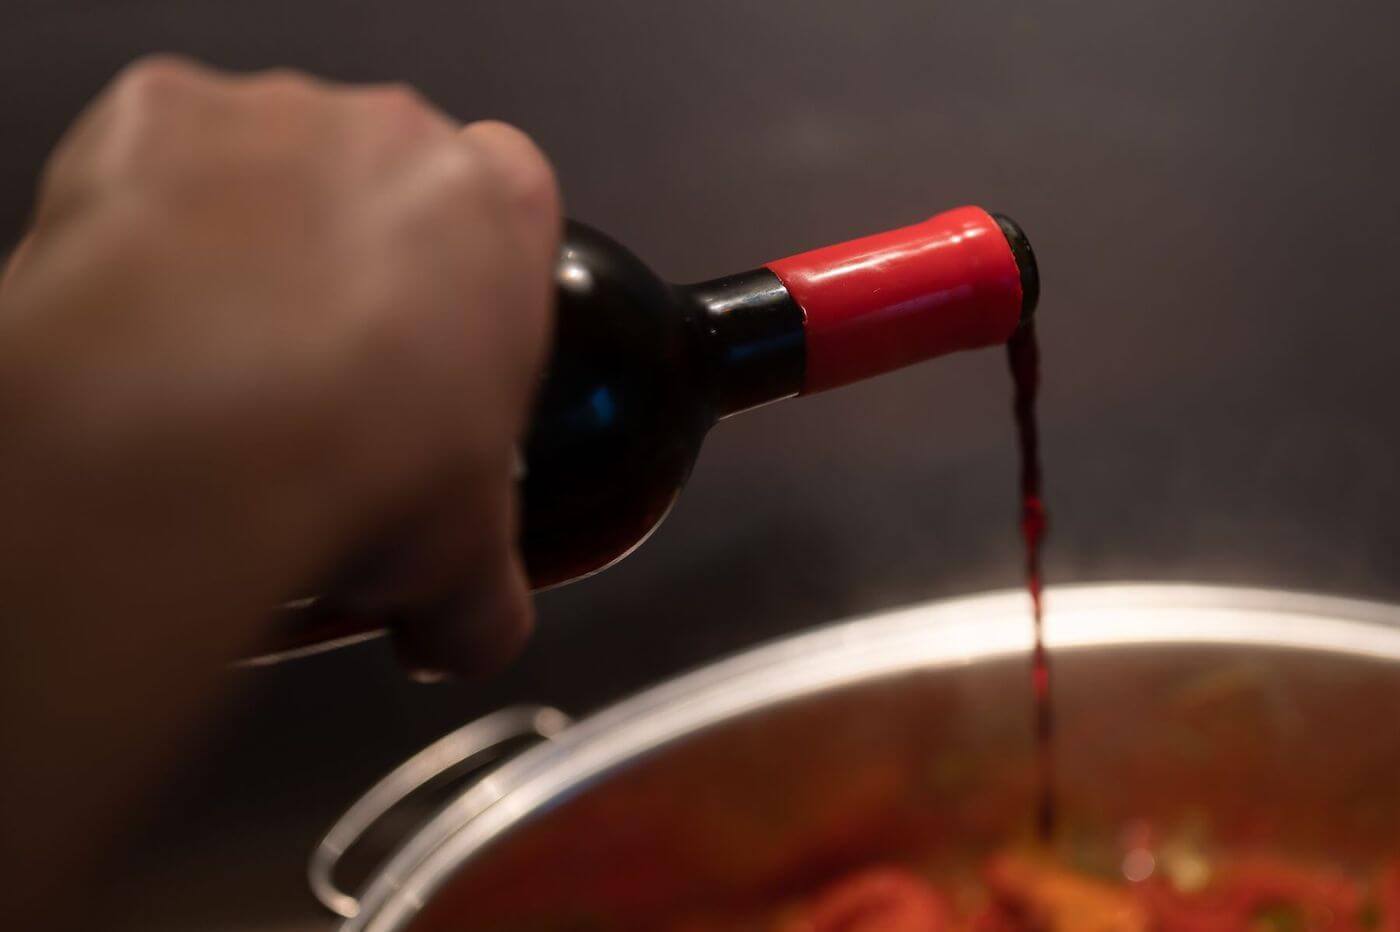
top-left (765, 205), bottom-right (1025, 393)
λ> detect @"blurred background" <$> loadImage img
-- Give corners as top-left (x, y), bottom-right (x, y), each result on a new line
top-left (3, 1), bottom-right (1399, 928)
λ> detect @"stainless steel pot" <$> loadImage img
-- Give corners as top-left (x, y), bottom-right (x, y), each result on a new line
top-left (312, 584), bottom-right (1400, 931)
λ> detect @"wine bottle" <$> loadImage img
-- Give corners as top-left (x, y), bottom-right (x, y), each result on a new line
top-left (262, 206), bottom-right (1038, 660)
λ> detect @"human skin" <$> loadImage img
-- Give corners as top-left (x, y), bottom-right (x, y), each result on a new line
top-left (0, 56), bottom-right (559, 928)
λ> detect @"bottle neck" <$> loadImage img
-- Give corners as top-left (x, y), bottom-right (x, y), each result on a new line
top-left (684, 206), bottom-right (1038, 419)
top-left (767, 205), bottom-right (1032, 393)
top-left (684, 269), bottom-right (806, 419)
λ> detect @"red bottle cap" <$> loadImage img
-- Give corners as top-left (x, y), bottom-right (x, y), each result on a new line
top-left (765, 206), bottom-right (1028, 393)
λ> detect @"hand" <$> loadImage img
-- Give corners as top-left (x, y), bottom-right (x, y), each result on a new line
top-left (0, 56), bottom-right (559, 926)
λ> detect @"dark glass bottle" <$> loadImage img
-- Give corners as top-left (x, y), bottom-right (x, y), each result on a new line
top-left (262, 206), bottom-right (1038, 659)
top-left (521, 223), bottom-right (806, 588)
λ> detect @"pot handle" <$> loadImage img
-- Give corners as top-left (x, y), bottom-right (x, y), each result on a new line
top-left (308, 704), bottom-right (571, 919)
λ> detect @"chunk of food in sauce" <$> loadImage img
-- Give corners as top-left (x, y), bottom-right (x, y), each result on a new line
top-left (765, 854), bottom-right (1396, 932)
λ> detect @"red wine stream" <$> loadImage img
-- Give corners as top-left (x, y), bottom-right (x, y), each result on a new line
top-left (1009, 321), bottom-right (1053, 841)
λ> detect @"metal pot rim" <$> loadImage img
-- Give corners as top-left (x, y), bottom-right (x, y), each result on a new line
top-left (343, 582), bottom-right (1400, 931)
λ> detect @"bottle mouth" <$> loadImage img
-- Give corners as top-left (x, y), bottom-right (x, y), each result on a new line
top-left (991, 212), bottom-right (1040, 325)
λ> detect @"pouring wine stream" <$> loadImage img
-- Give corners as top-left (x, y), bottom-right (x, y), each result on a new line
top-left (1009, 320), bottom-right (1054, 842)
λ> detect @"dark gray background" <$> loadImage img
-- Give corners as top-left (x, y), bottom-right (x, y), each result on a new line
top-left (3, 2), bottom-right (1398, 928)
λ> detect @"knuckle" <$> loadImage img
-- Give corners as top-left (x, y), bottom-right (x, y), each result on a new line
top-left (436, 147), bottom-right (493, 197)
top-left (244, 67), bottom-right (322, 98)
top-left (500, 146), bottom-right (559, 219)
top-left (48, 56), bottom-right (212, 203)
top-left (461, 123), bottom-right (560, 225)
top-left (112, 54), bottom-right (207, 105)
top-left (361, 82), bottom-right (430, 114)
top-left (400, 148), bottom-right (494, 222)
top-left (357, 83), bottom-right (443, 134)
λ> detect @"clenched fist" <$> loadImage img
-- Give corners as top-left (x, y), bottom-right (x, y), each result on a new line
top-left (0, 56), bottom-right (559, 927)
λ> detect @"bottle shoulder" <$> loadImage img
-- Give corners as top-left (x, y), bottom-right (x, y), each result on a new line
top-left (520, 223), bottom-right (714, 587)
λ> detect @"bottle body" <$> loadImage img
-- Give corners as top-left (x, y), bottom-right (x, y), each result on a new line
top-left (521, 223), bottom-right (714, 587)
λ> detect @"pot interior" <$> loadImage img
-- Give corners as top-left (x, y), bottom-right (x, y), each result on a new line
top-left (404, 637), bottom-right (1400, 930)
